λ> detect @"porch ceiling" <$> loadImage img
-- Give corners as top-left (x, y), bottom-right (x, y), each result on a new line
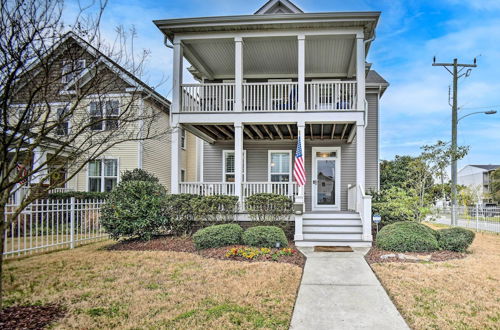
top-left (182, 35), bottom-right (356, 80)
top-left (186, 123), bottom-right (355, 143)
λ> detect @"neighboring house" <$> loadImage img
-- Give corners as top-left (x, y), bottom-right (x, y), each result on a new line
top-left (8, 33), bottom-right (199, 197)
top-left (155, 0), bottom-right (388, 246)
top-left (458, 165), bottom-right (500, 204)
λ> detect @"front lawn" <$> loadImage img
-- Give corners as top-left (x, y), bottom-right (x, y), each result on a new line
top-left (371, 226), bottom-right (499, 329)
top-left (3, 241), bottom-right (302, 329)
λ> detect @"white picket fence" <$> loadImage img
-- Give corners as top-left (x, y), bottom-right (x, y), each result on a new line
top-left (3, 197), bottom-right (107, 258)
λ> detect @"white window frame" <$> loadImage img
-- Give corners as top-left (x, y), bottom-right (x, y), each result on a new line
top-left (268, 150), bottom-right (292, 182)
top-left (89, 99), bottom-right (120, 131)
top-left (180, 129), bottom-right (186, 150)
top-left (62, 59), bottom-right (86, 84)
top-left (55, 104), bottom-right (71, 136)
top-left (86, 158), bottom-right (120, 192)
top-left (223, 150), bottom-right (247, 182)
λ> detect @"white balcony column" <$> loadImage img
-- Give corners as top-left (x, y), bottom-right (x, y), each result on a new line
top-left (234, 123), bottom-right (244, 205)
top-left (30, 147), bottom-right (48, 184)
top-left (297, 35), bottom-right (305, 111)
top-left (356, 124), bottom-right (365, 189)
top-left (172, 39), bottom-right (183, 115)
top-left (170, 125), bottom-right (182, 194)
top-left (234, 37), bottom-right (243, 112)
top-left (356, 35), bottom-right (366, 111)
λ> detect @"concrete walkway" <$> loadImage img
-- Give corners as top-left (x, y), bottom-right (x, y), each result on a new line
top-left (290, 247), bottom-right (409, 330)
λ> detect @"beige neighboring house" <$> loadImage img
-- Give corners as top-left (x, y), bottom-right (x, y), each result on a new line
top-left (9, 33), bottom-right (199, 196)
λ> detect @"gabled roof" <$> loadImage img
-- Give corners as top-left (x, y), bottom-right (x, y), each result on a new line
top-left (470, 165), bottom-right (500, 171)
top-left (254, 0), bottom-right (303, 15)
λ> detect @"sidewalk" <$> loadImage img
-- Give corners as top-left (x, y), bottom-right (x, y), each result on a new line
top-left (290, 247), bottom-right (409, 330)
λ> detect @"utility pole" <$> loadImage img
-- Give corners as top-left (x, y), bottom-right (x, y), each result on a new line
top-left (433, 57), bottom-right (477, 226)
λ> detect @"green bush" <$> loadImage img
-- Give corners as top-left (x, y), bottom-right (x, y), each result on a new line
top-left (193, 195), bottom-right (239, 225)
top-left (164, 194), bottom-right (200, 235)
top-left (242, 226), bottom-right (288, 248)
top-left (376, 222), bottom-right (439, 252)
top-left (100, 181), bottom-right (168, 241)
top-left (372, 187), bottom-right (428, 226)
top-left (193, 224), bottom-right (243, 250)
top-left (48, 191), bottom-right (109, 199)
top-left (245, 193), bottom-right (293, 236)
top-left (121, 168), bottom-right (159, 183)
top-left (437, 227), bottom-right (475, 252)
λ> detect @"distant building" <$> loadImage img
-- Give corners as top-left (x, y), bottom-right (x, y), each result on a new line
top-left (458, 165), bottom-right (500, 204)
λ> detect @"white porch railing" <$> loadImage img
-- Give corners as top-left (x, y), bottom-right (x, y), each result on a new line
top-left (305, 81), bottom-right (357, 110)
top-left (347, 184), bottom-right (357, 211)
top-left (179, 182), bottom-right (236, 196)
top-left (347, 184), bottom-right (372, 241)
top-left (181, 83), bottom-right (235, 112)
top-left (3, 197), bottom-right (106, 258)
top-left (242, 182), bottom-right (298, 199)
top-left (243, 82), bottom-right (298, 111)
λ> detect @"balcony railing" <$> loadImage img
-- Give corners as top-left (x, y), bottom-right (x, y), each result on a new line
top-left (181, 81), bottom-right (358, 112)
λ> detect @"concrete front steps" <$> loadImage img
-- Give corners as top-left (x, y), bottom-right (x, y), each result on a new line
top-left (295, 212), bottom-right (372, 247)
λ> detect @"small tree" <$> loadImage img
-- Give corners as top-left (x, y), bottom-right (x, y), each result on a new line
top-left (489, 168), bottom-right (500, 204)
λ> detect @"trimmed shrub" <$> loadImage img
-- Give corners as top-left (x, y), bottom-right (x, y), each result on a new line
top-left (242, 226), bottom-right (288, 248)
top-left (100, 181), bottom-right (168, 241)
top-left (193, 224), bottom-right (243, 250)
top-left (48, 191), bottom-right (109, 199)
top-left (164, 194), bottom-right (201, 235)
top-left (193, 195), bottom-right (239, 225)
top-left (376, 222), bottom-right (439, 252)
top-left (437, 227), bottom-right (475, 252)
top-left (245, 193), bottom-right (293, 236)
top-left (121, 168), bottom-right (159, 183)
top-left (371, 187), bottom-right (427, 226)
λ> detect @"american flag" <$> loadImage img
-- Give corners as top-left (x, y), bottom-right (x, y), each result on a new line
top-left (293, 137), bottom-right (306, 186)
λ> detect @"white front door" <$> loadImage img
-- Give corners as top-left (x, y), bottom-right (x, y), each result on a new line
top-left (312, 147), bottom-right (341, 211)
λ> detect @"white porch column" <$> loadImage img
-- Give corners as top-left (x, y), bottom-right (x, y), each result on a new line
top-left (356, 124), bottom-right (365, 189)
top-left (30, 147), bottom-right (48, 184)
top-left (234, 123), bottom-right (243, 206)
top-left (235, 37), bottom-right (243, 112)
top-left (170, 125), bottom-right (182, 194)
top-left (172, 39), bottom-right (183, 115)
top-left (356, 35), bottom-right (366, 111)
top-left (297, 35), bottom-right (305, 111)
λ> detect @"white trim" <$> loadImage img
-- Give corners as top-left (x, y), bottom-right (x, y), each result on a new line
top-left (268, 150), bottom-right (292, 182)
top-left (311, 147), bottom-right (341, 211)
top-left (222, 149), bottom-right (247, 182)
top-left (180, 168), bottom-right (186, 182)
top-left (180, 128), bottom-right (187, 150)
top-left (173, 29), bottom-right (363, 41)
top-left (88, 99), bottom-right (121, 131)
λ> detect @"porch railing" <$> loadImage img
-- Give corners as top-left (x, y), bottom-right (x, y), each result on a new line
top-left (305, 81), bottom-right (357, 111)
top-left (181, 81), bottom-right (358, 112)
top-left (179, 182), bottom-right (236, 196)
top-left (243, 82), bottom-right (298, 111)
top-left (242, 182), bottom-right (298, 199)
top-left (347, 184), bottom-right (357, 211)
top-left (181, 83), bottom-right (235, 112)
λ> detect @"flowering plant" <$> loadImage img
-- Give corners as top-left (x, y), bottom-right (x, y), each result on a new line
top-left (225, 247), bottom-right (297, 260)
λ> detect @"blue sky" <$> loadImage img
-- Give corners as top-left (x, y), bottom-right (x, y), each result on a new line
top-left (65, 0), bottom-right (500, 169)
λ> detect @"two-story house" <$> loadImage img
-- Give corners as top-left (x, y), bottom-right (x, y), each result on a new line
top-left (8, 33), bottom-right (199, 200)
top-left (155, 0), bottom-right (388, 246)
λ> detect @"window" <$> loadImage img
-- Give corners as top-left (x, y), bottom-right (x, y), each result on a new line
top-left (269, 151), bottom-right (291, 182)
top-left (61, 60), bottom-right (85, 83)
top-left (88, 159), bottom-right (118, 192)
top-left (89, 100), bottom-right (120, 131)
top-left (223, 150), bottom-right (246, 182)
top-left (180, 169), bottom-right (186, 182)
top-left (181, 129), bottom-right (186, 149)
top-left (55, 106), bottom-right (70, 135)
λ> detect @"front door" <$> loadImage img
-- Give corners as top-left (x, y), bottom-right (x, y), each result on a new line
top-left (312, 147), bottom-right (340, 211)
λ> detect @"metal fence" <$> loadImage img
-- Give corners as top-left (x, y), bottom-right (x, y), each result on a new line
top-left (431, 205), bottom-right (500, 233)
top-left (3, 197), bottom-right (107, 258)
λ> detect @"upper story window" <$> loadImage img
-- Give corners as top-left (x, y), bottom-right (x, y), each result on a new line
top-left (89, 100), bottom-right (120, 131)
top-left (88, 159), bottom-right (118, 192)
top-left (269, 151), bottom-right (291, 182)
top-left (61, 60), bottom-right (86, 84)
top-left (181, 129), bottom-right (186, 149)
top-left (55, 106), bottom-right (70, 136)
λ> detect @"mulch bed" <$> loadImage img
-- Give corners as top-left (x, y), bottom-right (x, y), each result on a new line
top-left (365, 246), bottom-right (466, 264)
top-left (106, 236), bottom-right (306, 268)
top-left (0, 304), bottom-right (65, 330)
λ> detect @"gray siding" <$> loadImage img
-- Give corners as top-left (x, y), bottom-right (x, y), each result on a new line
top-left (365, 93), bottom-right (379, 191)
top-left (203, 139), bottom-right (356, 211)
